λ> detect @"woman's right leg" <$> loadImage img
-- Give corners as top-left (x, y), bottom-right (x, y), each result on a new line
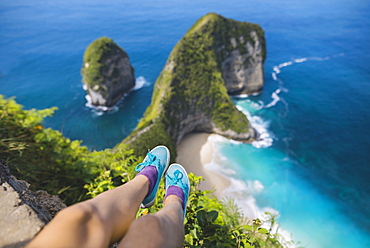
top-left (118, 195), bottom-right (185, 248)
top-left (119, 163), bottom-right (190, 248)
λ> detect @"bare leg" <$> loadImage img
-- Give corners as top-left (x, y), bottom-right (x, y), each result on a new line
top-left (26, 175), bottom-right (149, 248)
top-left (118, 195), bottom-right (185, 248)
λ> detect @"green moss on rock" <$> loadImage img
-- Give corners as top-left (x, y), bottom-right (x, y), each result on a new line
top-left (82, 37), bottom-right (117, 88)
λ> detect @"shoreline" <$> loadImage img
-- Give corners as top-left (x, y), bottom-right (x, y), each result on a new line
top-left (176, 133), bottom-right (295, 247)
top-left (176, 133), bottom-right (230, 199)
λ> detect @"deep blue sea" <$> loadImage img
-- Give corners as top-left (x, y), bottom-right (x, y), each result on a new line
top-left (1, 0), bottom-right (369, 247)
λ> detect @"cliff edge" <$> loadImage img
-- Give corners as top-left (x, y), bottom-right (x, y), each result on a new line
top-left (119, 13), bottom-right (266, 157)
top-left (81, 37), bottom-right (135, 108)
top-left (0, 160), bottom-right (66, 248)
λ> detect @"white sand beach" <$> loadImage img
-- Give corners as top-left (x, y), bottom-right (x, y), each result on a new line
top-left (176, 133), bottom-right (230, 199)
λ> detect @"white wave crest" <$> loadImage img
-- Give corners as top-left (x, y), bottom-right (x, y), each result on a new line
top-left (133, 76), bottom-right (150, 90)
top-left (251, 117), bottom-right (273, 148)
top-left (208, 132), bottom-right (230, 143)
top-left (236, 93), bottom-right (250, 98)
top-left (273, 66), bottom-right (281, 74)
top-left (265, 88), bottom-right (281, 108)
top-left (278, 61), bottom-right (293, 69)
top-left (253, 100), bottom-right (265, 110)
top-left (272, 72), bottom-right (278, 81)
top-left (236, 105), bottom-right (273, 148)
top-left (202, 134), bottom-right (238, 176)
top-left (204, 160), bottom-right (236, 176)
top-left (294, 58), bottom-right (308, 63)
top-left (222, 178), bottom-right (274, 218)
top-left (273, 53), bottom-right (343, 77)
top-left (85, 94), bottom-right (119, 114)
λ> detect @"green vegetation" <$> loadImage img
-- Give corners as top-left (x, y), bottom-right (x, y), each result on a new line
top-left (121, 13), bottom-right (264, 154)
top-left (0, 95), bottom-right (289, 247)
top-left (81, 37), bottom-right (128, 92)
top-left (0, 95), bottom-right (139, 205)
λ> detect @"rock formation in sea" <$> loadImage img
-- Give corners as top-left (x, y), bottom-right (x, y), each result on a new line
top-left (81, 37), bottom-right (135, 108)
top-left (119, 13), bottom-right (266, 157)
top-left (0, 160), bottom-right (66, 248)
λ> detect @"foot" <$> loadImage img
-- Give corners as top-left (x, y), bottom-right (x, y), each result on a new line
top-left (135, 146), bottom-right (170, 208)
top-left (165, 164), bottom-right (190, 218)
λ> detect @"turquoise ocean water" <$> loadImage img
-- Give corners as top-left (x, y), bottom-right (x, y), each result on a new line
top-left (1, 0), bottom-right (369, 247)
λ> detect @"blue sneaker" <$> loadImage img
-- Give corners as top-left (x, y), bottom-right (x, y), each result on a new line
top-left (135, 145), bottom-right (170, 208)
top-left (165, 164), bottom-right (190, 218)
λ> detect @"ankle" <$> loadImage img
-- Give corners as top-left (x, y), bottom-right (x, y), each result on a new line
top-left (165, 185), bottom-right (185, 210)
top-left (136, 166), bottom-right (158, 197)
top-left (136, 174), bottom-right (150, 193)
top-left (164, 194), bottom-right (182, 207)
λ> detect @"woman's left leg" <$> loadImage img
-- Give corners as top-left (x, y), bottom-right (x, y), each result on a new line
top-left (26, 175), bottom-right (149, 248)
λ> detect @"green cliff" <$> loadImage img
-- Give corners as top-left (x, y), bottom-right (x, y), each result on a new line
top-left (119, 13), bottom-right (266, 156)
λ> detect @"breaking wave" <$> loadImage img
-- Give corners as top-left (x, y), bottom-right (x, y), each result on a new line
top-left (236, 105), bottom-right (274, 148)
top-left (132, 76), bottom-right (151, 90)
top-left (272, 54), bottom-right (343, 80)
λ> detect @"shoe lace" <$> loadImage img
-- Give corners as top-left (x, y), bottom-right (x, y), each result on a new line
top-left (166, 170), bottom-right (189, 196)
top-left (135, 150), bottom-right (160, 172)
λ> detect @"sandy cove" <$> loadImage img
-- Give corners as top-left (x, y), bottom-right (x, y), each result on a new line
top-left (176, 133), bottom-right (230, 199)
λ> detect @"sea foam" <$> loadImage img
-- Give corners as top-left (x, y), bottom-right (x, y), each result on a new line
top-left (265, 88), bottom-right (282, 108)
top-left (236, 105), bottom-right (273, 148)
top-left (205, 136), bottom-right (294, 247)
top-left (273, 54), bottom-right (342, 76)
top-left (84, 76), bottom-right (150, 115)
top-left (132, 76), bottom-right (150, 90)
top-left (222, 178), bottom-right (295, 247)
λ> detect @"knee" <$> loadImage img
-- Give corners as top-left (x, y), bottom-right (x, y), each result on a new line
top-left (56, 203), bottom-right (102, 225)
top-left (135, 215), bottom-right (162, 230)
top-left (120, 215), bottom-right (165, 247)
top-left (133, 215), bottom-right (184, 246)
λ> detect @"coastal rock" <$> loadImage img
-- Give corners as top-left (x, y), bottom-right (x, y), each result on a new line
top-left (221, 31), bottom-right (265, 95)
top-left (0, 160), bottom-right (66, 248)
top-left (81, 37), bottom-right (135, 108)
top-left (119, 13), bottom-right (265, 156)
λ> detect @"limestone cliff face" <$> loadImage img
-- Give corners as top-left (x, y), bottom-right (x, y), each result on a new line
top-left (81, 37), bottom-right (135, 108)
top-left (221, 30), bottom-right (265, 94)
top-left (120, 13), bottom-right (265, 156)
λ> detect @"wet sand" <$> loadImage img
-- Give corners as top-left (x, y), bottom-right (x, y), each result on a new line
top-left (176, 133), bottom-right (230, 199)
